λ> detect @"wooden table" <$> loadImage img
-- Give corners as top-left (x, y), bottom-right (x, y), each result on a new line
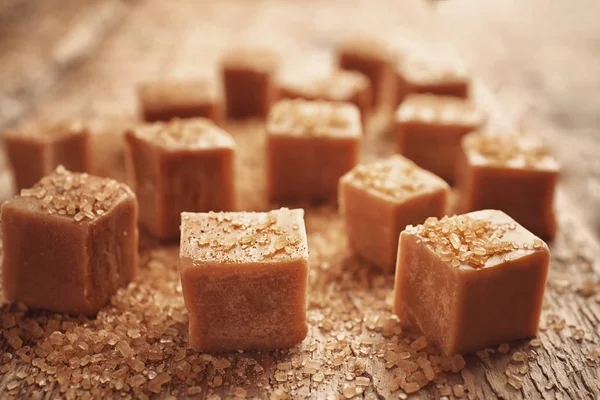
top-left (0, 0), bottom-right (598, 399)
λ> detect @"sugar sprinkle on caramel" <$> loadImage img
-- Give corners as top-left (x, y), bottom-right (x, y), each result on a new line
top-left (396, 94), bottom-right (483, 126)
top-left (407, 215), bottom-right (525, 268)
top-left (347, 159), bottom-right (427, 200)
top-left (268, 99), bottom-right (358, 137)
top-left (184, 208), bottom-right (305, 262)
top-left (129, 118), bottom-right (234, 149)
top-left (465, 132), bottom-right (556, 170)
top-left (19, 165), bottom-right (126, 221)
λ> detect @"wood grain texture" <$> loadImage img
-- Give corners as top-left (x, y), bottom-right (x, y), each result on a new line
top-left (0, 0), bottom-right (598, 399)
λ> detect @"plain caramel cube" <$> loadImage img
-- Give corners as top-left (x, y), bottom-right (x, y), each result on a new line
top-left (3, 121), bottom-right (90, 192)
top-left (396, 94), bottom-right (485, 183)
top-left (267, 100), bottom-right (361, 204)
top-left (1, 166), bottom-right (138, 316)
top-left (339, 155), bottom-right (449, 271)
top-left (179, 208), bottom-right (309, 352)
top-left (125, 118), bottom-right (235, 241)
top-left (221, 47), bottom-right (279, 119)
top-left (137, 80), bottom-right (223, 124)
top-left (393, 210), bottom-right (550, 355)
top-left (279, 70), bottom-right (372, 126)
top-left (337, 37), bottom-right (395, 109)
top-left (456, 132), bottom-right (559, 240)
top-left (395, 55), bottom-right (469, 107)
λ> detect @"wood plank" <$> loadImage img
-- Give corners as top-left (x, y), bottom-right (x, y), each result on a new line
top-left (0, 0), bottom-right (598, 399)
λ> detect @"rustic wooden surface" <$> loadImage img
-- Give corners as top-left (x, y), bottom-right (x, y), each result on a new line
top-left (0, 0), bottom-right (599, 399)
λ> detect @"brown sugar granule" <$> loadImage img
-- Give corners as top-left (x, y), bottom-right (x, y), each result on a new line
top-left (406, 214), bottom-right (519, 269)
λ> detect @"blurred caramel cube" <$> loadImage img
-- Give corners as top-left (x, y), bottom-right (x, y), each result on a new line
top-left (137, 80), bottom-right (222, 124)
top-left (267, 100), bottom-right (361, 204)
top-left (1, 166), bottom-right (138, 316)
top-left (3, 120), bottom-right (90, 192)
top-left (221, 47), bottom-right (279, 119)
top-left (125, 118), bottom-right (235, 240)
top-left (180, 208), bottom-right (309, 352)
top-left (339, 155), bottom-right (449, 271)
top-left (456, 132), bottom-right (559, 239)
top-left (396, 94), bottom-right (485, 183)
top-left (395, 55), bottom-right (469, 107)
top-left (394, 210), bottom-right (549, 355)
top-left (279, 70), bottom-right (372, 126)
top-left (337, 36), bottom-right (395, 109)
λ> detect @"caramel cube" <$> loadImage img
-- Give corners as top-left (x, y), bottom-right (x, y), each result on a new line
top-left (393, 210), bottom-right (549, 355)
top-left (125, 118), bottom-right (235, 240)
top-left (396, 94), bottom-right (485, 183)
top-left (1, 166), bottom-right (138, 316)
top-left (3, 121), bottom-right (90, 192)
top-left (221, 47), bottom-right (279, 119)
top-left (267, 100), bottom-right (361, 204)
top-left (395, 55), bottom-right (469, 107)
top-left (279, 70), bottom-right (372, 125)
top-left (137, 80), bottom-right (223, 124)
top-left (456, 132), bottom-right (559, 239)
top-left (339, 155), bottom-right (449, 271)
top-left (337, 37), bottom-right (395, 109)
top-left (180, 208), bottom-right (309, 352)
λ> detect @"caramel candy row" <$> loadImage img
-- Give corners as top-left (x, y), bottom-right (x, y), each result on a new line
top-left (4, 121), bottom-right (90, 192)
top-left (180, 208), bottom-right (309, 352)
top-left (125, 118), bottom-right (235, 241)
top-left (1, 166), bottom-right (138, 316)
top-left (394, 210), bottom-right (549, 355)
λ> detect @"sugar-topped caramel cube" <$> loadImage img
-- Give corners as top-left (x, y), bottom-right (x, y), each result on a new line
top-left (394, 210), bottom-right (549, 355)
top-left (125, 118), bottom-right (235, 240)
top-left (137, 79), bottom-right (223, 124)
top-left (1, 166), bottom-right (138, 316)
top-left (221, 46), bottom-right (280, 119)
top-left (395, 54), bottom-right (470, 107)
top-left (3, 120), bottom-right (90, 192)
top-left (337, 36), bottom-right (395, 109)
top-left (457, 132), bottom-right (559, 239)
top-left (279, 70), bottom-right (372, 125)
top-left (180, 208), bottom-right (309, 352)
top-left (396, 94), bottom-right (485, 183)
top-left (267, 99), bottom-right (361, 204)
top-left (339, 155), bottom-right (449, 271)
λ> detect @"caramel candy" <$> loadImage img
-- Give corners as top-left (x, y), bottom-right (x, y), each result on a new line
top-left (125, 118), bottom-right (235, 240)
top-left (3, 120), bottom-right (90, 192)
top-left (1, 166), bottom-right (138, 316)
top-left (393, 210), bottom-right (549, 355)
top-left (456, 132), bottom-right (559, 239)
top-left (279, 70), bottom-right (372, 125)
top-left (180, 208), bottom-right (309, 352)
top-left (339, 155), bottom-right (449, 271)
top-left (221, 47), bottom-right (279, 119)
top-left (267, 100), bottom-right (361, 204)
top-left (395, 55), bottom-right (469, 106)
top-left (337, 36), bottom-right (395, 109)
top-left (396, 94), bottom-right (485, 183)
top-left (137, 80), bottom-right (222, 124)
